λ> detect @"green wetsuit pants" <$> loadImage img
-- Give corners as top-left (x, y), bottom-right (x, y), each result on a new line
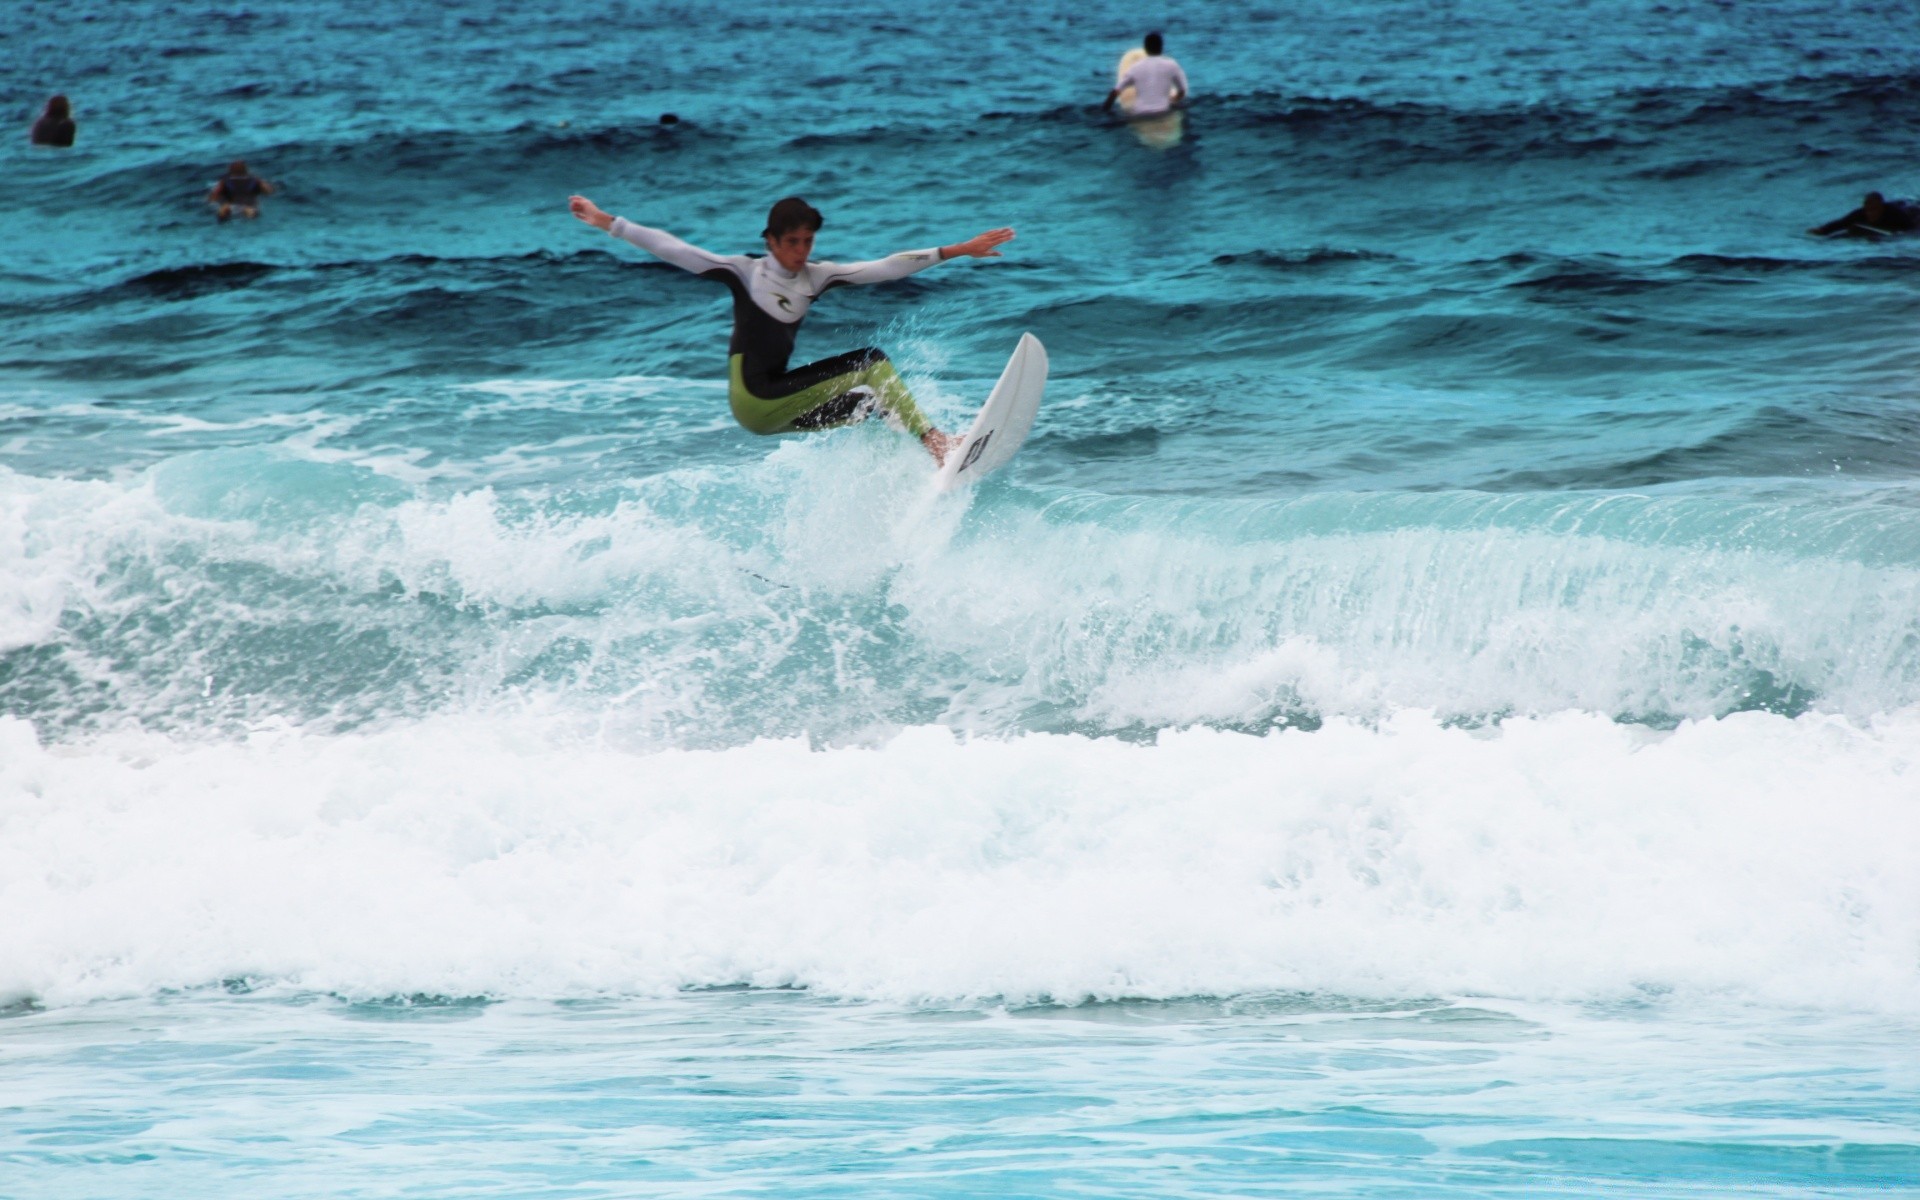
top-left (728, 348), bottom-right (933, 438)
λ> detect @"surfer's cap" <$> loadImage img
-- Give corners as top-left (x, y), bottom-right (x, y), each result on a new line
top-left (763, 196), bottom-right (823, 239)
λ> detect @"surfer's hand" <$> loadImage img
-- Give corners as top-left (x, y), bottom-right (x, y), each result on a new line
top-left (569, 195), bottom-right (614, 231)
top-left (944, 228), bottom-right (1014, 259)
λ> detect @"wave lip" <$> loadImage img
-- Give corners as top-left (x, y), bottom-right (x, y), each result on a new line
top-left (8, 457), bottom-right (1920, 743)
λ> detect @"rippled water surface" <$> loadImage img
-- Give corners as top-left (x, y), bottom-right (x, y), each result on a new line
top-left (4, 0), bottom-right (1919, 1194)
top-left (7, 992), bottom-right (1920, 1198)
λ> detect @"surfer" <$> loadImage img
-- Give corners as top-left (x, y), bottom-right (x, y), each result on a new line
top-left (1104, 32), bottom-right (1189, 117)
top-left (30, 95), bottom-right (75, 147)
top-left (208, 160), bottom-right (274, 221)
top-left (568, 193), bottom-right (1013, 463)
top-left (1808, 191), bottom-right (1920, 239)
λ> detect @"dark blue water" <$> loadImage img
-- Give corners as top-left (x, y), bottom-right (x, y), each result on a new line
top-left (4, 1), bottom-right (1919, 1195)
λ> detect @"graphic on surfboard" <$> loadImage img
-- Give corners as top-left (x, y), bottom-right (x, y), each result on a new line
top-left (934, 332), bottom-right (1047, 492)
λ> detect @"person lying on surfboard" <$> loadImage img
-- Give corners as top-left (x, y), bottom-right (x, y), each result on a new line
top-left (1807, 190), bottom-right (1920, 239)
top-left (569, 193), bottom-right (1014, 464)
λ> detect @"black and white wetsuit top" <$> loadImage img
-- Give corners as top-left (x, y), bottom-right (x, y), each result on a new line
top-left (608, 217), bottom-right (941, 395)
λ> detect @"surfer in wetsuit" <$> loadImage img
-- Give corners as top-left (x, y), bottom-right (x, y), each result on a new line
top-left (1808, 191), bottom-right (1920, 239)
top-left (208, 160), bottom-right (274, 221)
top-left (569, 193), bottom-right (1013, 463)
top-left (1104, 32), bottom-right (1189, 117)
top-left (30, 95), bottom-right (75, 147)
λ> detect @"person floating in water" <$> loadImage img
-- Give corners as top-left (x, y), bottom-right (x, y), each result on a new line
top-left (208, 160), bottom-right (274, 221)
top-left (30, 95), bottom-right (75, 147)
top-left (1105, 32), bottom-right (1189, 117)
top-left (568, 193), bottom-right (1013, 463)
top-left (1808, 191), bottom-right (1920, 239)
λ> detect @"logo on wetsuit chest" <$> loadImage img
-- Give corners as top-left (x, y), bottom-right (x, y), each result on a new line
top-left (958, 430), bottom-right (992, 472)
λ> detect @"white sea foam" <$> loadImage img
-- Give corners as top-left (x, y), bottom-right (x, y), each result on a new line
top-left (5, 450), bottom-right (1920, 1013)
top-left (8, 446), bottom-right (1920, 743)
top-left (2, 707), bottom-right (1916, 1012)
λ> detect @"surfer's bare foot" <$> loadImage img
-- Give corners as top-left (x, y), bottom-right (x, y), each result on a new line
top-left (921, 429), bottom-right (955, 465)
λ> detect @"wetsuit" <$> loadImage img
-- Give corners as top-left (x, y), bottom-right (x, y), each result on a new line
top-left (214, 174), bottom-right (265, 207)
top-left (607, 217), bottom-right (943, 436)
top-left (30, 115), bottom-right (74, 147)
top-left (1117, 55), bottom-right (1189, 116)
top-left (1812, 199), bottom-right (1920, 237)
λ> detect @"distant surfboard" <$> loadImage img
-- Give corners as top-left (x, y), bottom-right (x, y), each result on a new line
top-left (934, 333), bottom-right (1047, 491)
top-left (1814, 224), bottom-right (1897, 239)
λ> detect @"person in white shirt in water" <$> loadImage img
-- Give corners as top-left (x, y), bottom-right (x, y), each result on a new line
top-left (1105, 31), bottom-right (1190, 117)
top-left (569, 193), bottom-right (1012, 464)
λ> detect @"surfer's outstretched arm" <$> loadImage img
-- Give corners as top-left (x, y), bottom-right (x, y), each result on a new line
top-left (813, 228), bottom-right (1015, 290)
top-left (569, 195), bottom-right (745, 276)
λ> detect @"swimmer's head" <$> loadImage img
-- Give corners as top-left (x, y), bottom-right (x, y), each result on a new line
top-left (45, 94), bottom-right (69, 119)
top-left (763, 196), bottom-right (822, 271)
top-left (1144, 31), bottom-right (1164, 55)
top-left (228, 159), bottom-right (249, 176)
top-left (1863, 191), bottom-right (1886, 220)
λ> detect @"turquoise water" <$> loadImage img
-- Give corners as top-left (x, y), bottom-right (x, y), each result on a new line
top-left (4, 0), bottom-right (1920, 1193)
top-left (8, 993), bottom-right (1919, 1197)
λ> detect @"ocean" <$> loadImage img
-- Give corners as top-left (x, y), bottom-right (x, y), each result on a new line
top-left (3, 0), bottom-right (1919, 1194)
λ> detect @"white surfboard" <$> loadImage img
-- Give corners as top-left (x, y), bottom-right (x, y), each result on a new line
top-left (934, 333), bottom-right (1047, 491)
